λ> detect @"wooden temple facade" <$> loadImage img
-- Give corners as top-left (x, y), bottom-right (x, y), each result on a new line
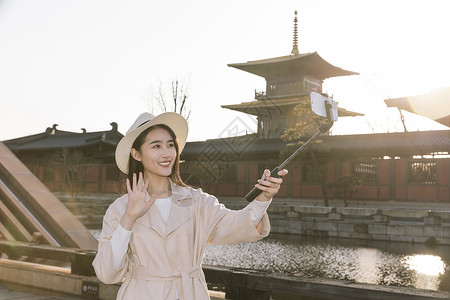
top-left (3, 126), bottom-right (449, 202)
top-left (3, 123), bottom-right (125, 195)
top-left (180, 131), bottom-right (450, 202)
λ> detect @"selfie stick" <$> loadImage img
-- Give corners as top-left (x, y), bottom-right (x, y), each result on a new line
top-left (245, 95), bottom-right (336, 202)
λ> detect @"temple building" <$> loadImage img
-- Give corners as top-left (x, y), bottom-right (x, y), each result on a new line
top-left (222, 11), bottom-right (362, 138)
top-left (3, 123), bottom-right (123, 194)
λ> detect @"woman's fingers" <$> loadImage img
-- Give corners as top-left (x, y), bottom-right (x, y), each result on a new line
top-left (132, 172), bottom-right (137, 190)
top-left (129, 172), bottom-right (150, 201)
top-left (258, 175), bottom-right (283, 187)
top-left (138, 172), bottom-right (145, 190)
top-left (129, 172), bottom-right (147, 192)
top-left (260, 169), bottom-right (270, 180)
top-left (126, 178), bottom-right (132, 194)
top-left (257, 169), bottom-right (273, 188)
top-left (257, 178), bottom-right (272, 187)
top-left (259, 169), bottom-right (288, 184)
top-left (278, 169), bottom-right (289, 177)
top-left (255, 168), bottom-right (288, 198)
top-left (138, 172), bottom-right (142, 189)
top-left (143, 177), bottom-right (150, 193)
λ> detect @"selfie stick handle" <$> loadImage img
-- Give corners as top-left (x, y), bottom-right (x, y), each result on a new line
top-left (245, 116), bottom-right (334, 202)
top-left (245, 97), bottom-right (335, 202)
top-left (244, 166), bottom-right (282, 202)
top-left (245, 103), bottom-right (334, 202)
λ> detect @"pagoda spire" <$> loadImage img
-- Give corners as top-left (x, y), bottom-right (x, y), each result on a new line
top-left (291, 10), bottom-right (299, 55)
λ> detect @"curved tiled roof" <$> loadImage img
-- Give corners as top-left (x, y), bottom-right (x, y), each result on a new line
top-left (182, 130), bottom-right (450, 160)
top-left (3, 123), bottom-right (123, 152)
top-left (4, 124), bottom-right (448, 160)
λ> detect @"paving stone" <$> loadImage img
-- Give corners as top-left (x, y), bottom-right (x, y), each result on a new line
top-left (404, 226), bottom-right (424, 236)
top-left (294, 206), bottom-right (333, 214)
top-left (373, 215), bottom-right (390, 223)
top-left (382, 209), bottom-right (428, 218)
top-left (369, 224), bottom-right (387, 235)
top-left (317, 221), bottom-right (338, 232)
top-left (386, 225), bottom-right (404, 235)
top-left (424, 226), bottom-right (444, 238)
top-left (337, 223), bottom-right (353, 233)
top-left (328, 213), bottom-right (343, 221)
top-left (336, 207), bottom-right (377, 217)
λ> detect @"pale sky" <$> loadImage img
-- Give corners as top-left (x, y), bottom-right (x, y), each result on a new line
top-left (1, 0), bottom-right (449, 142)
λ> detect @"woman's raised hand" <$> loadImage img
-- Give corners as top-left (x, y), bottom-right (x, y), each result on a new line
top-left (255, 169), bottom-right (289, 202)
top-left (121, 172), bottom-right (155, 230)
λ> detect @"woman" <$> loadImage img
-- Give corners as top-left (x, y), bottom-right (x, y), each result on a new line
top-left (93, 112), bottom-right (288, 300)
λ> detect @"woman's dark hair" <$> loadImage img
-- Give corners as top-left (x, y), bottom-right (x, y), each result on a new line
top-left (127, 124), bottom-right (187, 187)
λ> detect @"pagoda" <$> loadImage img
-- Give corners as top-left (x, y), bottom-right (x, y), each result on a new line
top-left (222, 11), bottom-right (361, 138)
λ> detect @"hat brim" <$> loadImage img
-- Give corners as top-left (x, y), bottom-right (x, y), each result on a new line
top-left (115, 112), bottom-right (188, 174)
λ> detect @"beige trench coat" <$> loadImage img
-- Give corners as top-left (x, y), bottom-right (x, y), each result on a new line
top-left (93, 179), bottom-right (270, 300)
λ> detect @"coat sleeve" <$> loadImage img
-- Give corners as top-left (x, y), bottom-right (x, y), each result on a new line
top-left (92, 198), bottom-right (129, 284)
top-left (193, 188), bottom-right (270, 245)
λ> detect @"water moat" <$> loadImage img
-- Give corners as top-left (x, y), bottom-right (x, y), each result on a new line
top-left (203, 233), bottom-right (449, 292)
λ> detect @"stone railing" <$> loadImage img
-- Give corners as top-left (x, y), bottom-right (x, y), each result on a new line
top-left (56, 192), bottom-right (450, 246)
top-left (267, 205), bottom-right (450, 245)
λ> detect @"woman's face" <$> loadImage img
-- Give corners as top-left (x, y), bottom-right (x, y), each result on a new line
top-left (132, 127), bottom-right (177, 178)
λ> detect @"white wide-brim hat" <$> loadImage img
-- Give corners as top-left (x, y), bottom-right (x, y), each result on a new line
top-left (115, 112), bottom-right (188, 174)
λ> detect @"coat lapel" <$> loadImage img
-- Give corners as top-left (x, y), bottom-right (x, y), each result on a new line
top-left (135, 179), bottom-right (192, 239)
top-left (165, 180), bottom-right (193, 237)
top-left (169, 179), bottom-right (192, 202)
top-left (135, 204), bottom-right (166, 238)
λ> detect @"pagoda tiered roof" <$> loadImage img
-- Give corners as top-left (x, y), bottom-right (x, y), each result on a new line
top-left (228, 52), bottom-right (359, 80)
top-left (221, 94), bottom-right (363, 117)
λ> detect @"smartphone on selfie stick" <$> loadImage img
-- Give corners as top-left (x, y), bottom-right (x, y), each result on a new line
top-left (245, 92), bottom-right (339, 202)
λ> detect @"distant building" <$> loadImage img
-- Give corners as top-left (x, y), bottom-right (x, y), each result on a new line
top-left (223, 10), bottom-right (362, 138)
top-left (3, 123), bottom-right (449, 202)
top-left (180, 130), bottom-right (450, 202)
top-left (179, 11), bottom-right (449, 203)
top-left (4, 123), bottom-right (124, 194)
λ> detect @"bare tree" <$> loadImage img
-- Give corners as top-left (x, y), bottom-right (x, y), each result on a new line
top-left (146, 77), bottom-right (192, 120)
top-left (364, 108), bottom-right (405, 134)
top-left (51, 148), bottom-right (86, 199)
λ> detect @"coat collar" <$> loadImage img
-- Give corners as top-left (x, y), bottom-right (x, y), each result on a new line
top-left (135, 179), bottom-right (192, 239)
top-left (169, 178), bottom-right (192, 202)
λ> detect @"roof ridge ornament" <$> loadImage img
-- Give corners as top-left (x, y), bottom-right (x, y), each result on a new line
top-left (51, 124), bottom-right (58, 135)
top-left (110, 122), bottom-right (118, 132)
top-left (291, 10), bottom-right (299, 56)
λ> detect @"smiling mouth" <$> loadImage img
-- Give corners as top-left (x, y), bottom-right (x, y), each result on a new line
top-left (158, 161), bottom-right (171, 166)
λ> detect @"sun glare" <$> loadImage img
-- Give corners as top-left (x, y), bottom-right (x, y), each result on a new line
top-left (405, 254), bottom-right (445, 276)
